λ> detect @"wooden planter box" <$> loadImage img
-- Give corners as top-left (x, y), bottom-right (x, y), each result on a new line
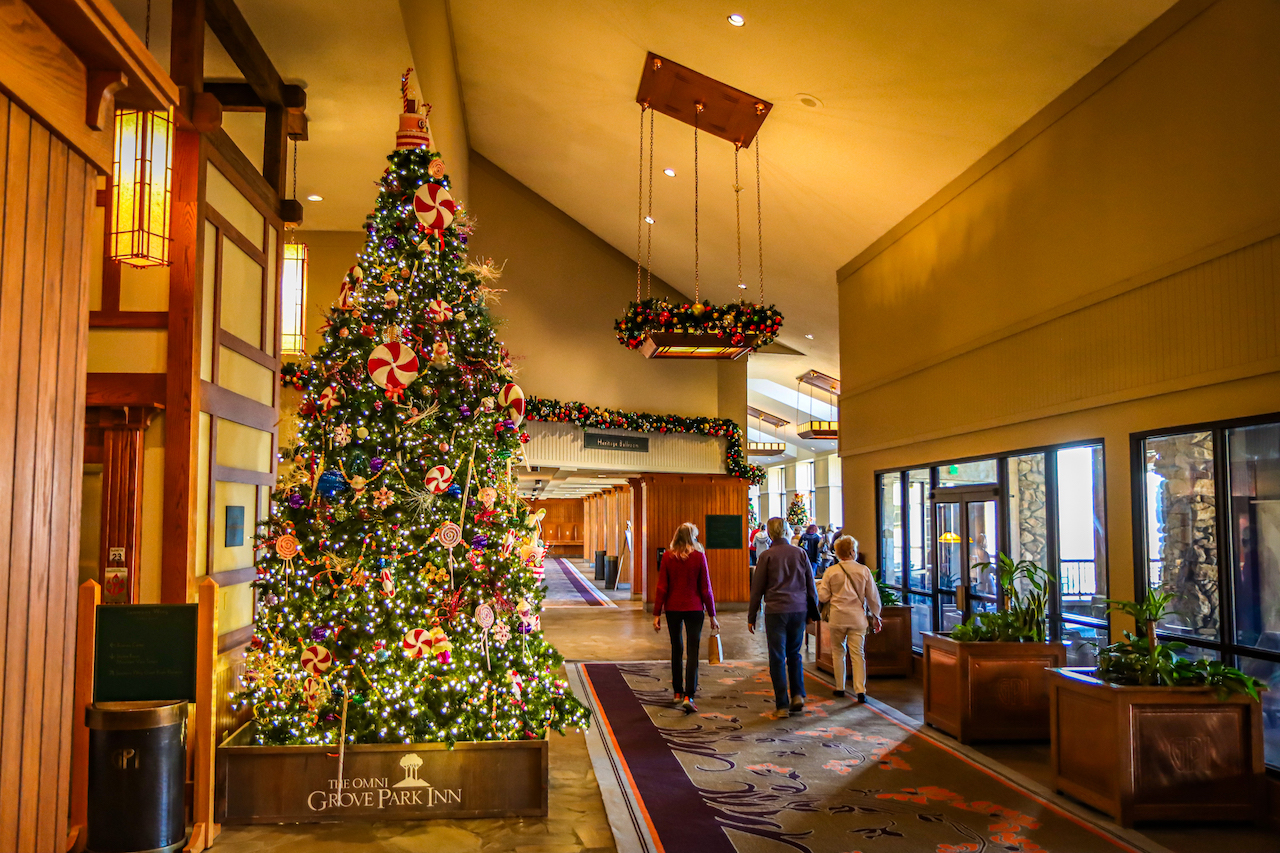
top-left (814, 606), bottom-right (913, 678)
top-left (1049, 668), bottom-right (1265, 826)
top-left (922, 632), bottom-right (1066, 743)
top-left (217, 722), bottom-right (548, 824)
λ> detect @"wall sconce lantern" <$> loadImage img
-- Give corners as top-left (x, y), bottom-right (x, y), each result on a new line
top-left (109, 106), bottom-right (174, 267)
top-left (281, 241), bottom-right (309, 355)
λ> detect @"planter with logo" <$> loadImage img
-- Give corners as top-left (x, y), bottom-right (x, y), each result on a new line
top-left (217, 722), bottom-right (547, 823)
top-left (1048, 668), bottom-right (1265, 826)
top-left (814, 606), bottom-right (913, 679)
top-left (922, 631), bottom-right (1067, 743)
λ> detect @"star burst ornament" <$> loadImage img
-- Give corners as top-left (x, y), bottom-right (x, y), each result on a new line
top-left (333, 424), bottom-right (353, 446)
top-left (372, 486), bottom-right (395, 509)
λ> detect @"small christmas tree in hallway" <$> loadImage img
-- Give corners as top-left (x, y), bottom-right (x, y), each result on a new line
top-left (240, 73), bottom-right (589, 746)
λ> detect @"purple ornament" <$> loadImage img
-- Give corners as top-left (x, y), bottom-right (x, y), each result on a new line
top-left (310, 626), bottom-right (328, 641)
top-left (471, 534), bottom-right (488, 549)
top-left (517, 621), bottom-right (533, 635)
top-left (458, 405), bottom-right (471, 417)
top-left (467, 498), bottom-right (477, 507)
top-left (370, 457), bottom-right (385, 474)
top-left (386, 237), bottom-right (400, 249)
top-left (288, 493), bottom-right (305, 509)
top-left (504, 419), bottom-right (516, 430)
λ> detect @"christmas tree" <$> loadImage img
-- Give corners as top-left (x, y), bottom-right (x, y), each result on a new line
top-left (240, 73), bottom-right (589, 746)
top-left (787, 494), bottom-right (809, 529)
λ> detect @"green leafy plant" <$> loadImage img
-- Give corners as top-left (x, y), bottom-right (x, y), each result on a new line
top-left (1095, 594), bottom-right (1266, 701)
top-left (876, 579), bottom-right (901, 607)
top-left (949, 553), bottom-right (1052, 643)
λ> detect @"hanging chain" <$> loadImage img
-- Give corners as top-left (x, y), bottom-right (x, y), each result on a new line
top-left (288, 140), bottom-right (298, 244)
top-left (636, 105), bottom-right (645, 302)
top-left (756, 134), bottom-right (764, 304)
top-left (144, 0), bottom-right (151, 47)
top-left (694, 104), bottom-right (703, 302)
top-left (646, 108), bottom-right (654, 299)
top-left (734, 145), bottom-right (742, 293)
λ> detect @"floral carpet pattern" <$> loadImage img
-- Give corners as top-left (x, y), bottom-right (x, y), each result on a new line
top-left (569, 661), bottom-right (1167, 853)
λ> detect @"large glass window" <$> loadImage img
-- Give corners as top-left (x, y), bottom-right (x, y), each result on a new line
top-left (1138, 417), bottom-right (1280, 770)
top-left (879, 474), bottom-right (903, 587)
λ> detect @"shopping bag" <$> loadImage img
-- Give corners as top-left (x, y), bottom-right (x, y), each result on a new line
top-left (708, 629), bottom-right (724, 665)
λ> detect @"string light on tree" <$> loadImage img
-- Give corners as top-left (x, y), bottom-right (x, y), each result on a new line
top-left (239, 70), bottom-right (589, 747)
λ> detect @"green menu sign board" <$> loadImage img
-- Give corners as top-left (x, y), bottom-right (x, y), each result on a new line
top-left (94, 604), bottom-right (199, 703)
top-left (704, 514), bottom-right (744, 550)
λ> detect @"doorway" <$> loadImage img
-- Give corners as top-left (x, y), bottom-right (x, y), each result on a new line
top-left (932, 485), bottom-right (1000, 631)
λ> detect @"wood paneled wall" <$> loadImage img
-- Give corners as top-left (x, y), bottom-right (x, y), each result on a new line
top-left (637, 474), bottom-right (749, 604)
top-left (530, 498), bottom-right (583, 556)
top-left (583, 487), bottom-right (632, 566)
top-left (0, 93), bottom-right (95, 853)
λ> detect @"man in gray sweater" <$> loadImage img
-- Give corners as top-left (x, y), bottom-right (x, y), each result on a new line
top-left (748, 517), bottom-right (819, 717)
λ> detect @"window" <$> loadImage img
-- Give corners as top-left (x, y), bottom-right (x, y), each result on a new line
top-left (797, 460), bottom-right (815, 522)
top-left (1137, 417), bottom-right (1280, 770)
top-left (878, 444), bottom-right (1105, 654)
top-left (767, 466), bottom-right (785, 521)
top-left (280, 241), bottom-right (308, 355)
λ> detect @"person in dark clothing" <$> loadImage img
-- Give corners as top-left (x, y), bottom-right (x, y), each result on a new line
top-left (748, 517), bottom-right (819, 717)
top-left (799, 524), bottom-right (822, 569)
top-left (653, 522), bottom-right (719, 713)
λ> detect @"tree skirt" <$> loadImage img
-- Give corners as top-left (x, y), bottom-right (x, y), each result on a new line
top-left (567, 661), bottom-right (1174, 853)
top-left (542, 558), bottom-right (616, 608)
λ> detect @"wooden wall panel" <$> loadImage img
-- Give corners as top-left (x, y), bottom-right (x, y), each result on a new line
top-left (639, 474), bottom-right (749, 605)
top-left (0, 93), bottom-right (94, 853)
top-left (530, 498), bottom-right (583, 555)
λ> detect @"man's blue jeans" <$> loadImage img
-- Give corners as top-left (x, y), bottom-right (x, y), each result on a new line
top-left (764, 611), bottom-right (807, 709)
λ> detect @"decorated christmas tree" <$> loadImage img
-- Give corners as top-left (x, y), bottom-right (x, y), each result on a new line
top-left (786, 494), bottom-right (809, 529)
top-left (240, 73), bottom-right (589, 746)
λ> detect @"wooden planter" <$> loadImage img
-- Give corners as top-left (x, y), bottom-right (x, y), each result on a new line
top-left (1049, 668), bottom-right (1265, 826)
top-left (217, 722), bottom-right (548, 824)
top-left (922, 632), bottom-right (1066, 743)
top-left (814, 606), bottom-right (913, 678)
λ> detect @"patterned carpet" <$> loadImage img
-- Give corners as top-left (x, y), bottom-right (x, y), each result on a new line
top-left (568, 661), bottom-right (1172, 853)
top-left (543, 557), bottom-right (617, 608)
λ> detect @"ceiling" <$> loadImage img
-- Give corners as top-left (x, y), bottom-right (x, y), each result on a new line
top-left (516, 466), bottom-right (633, 500)
top-left (114, 0), bottom-right (1177, 478)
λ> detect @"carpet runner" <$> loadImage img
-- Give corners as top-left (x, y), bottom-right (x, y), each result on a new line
top-left (542, 557), bottom-right (616, 608)
top-left (568, 661), bottom-right (1172, 853)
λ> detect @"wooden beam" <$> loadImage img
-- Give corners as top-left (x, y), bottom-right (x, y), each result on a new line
top-left (217, 624), bottom-right (253, 654)
top-left (169, 0), bottom-right (206, 93)
top-left (209, 567), bottom-right (255, 587)
top-left (205, 0), bottom-right (284, 107)
top-left (201, 381), bottom-right (277, 432)
top-left (202, 81), bottom-right (305, 111)
top-left (88, 310), bottom-right (167, 328)
top-left (85, 373), bottom-right (166, 407)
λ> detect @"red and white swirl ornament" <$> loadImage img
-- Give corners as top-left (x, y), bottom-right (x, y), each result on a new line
top-left (367, 342), bottom-right (419, 401)
top-left (317, 386), bottom-right (343, 413)
top-left (498, 383), bottom-right (526, 425)
top-left (379, 567), bottom-right (395, 597)
top-left (403, 628), bottom-right (430, 659)
top-left (425, 465), bottom-right (453, 494)
top-left (303, 676), bottom-right (328, 709)
top-left (300, 644), bottom-right (333, 676)
top-left (413, 182), bottom-right (456, 230)
top-left (425, 299), bottom-right (453, 323)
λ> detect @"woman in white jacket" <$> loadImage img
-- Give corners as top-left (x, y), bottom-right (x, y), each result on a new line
top-left (816, 536), bottom-right (882, 702)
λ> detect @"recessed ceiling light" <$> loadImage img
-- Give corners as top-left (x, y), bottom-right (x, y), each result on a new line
top-left (644, 215), bottom-right (655, 224)
top-left (796, 94), bottom-right (824, 109)
top-left (306, 194), bottom-right (324, 202)
top-left (663, 168), bottom-right (676, 177)
top-left (805, 334), bottom-right (814, 339)
top-left (727, 13), bottom-right (745, 26)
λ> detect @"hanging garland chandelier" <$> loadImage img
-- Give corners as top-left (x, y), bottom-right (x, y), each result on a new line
top-left (615, 54), bottom-right (783, 360)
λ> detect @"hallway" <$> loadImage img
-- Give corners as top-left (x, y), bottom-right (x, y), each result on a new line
top-left (215, 570), bottom-right (1278, 853)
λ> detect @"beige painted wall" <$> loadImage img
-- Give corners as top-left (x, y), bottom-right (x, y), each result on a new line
top-left (836, 0), bottom-right (1280, 615)
top-left (296, 230), bottom-right (368, 357)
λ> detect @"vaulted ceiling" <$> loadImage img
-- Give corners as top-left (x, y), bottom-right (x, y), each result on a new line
top-left (115, 0), bottom-right (1177, 458)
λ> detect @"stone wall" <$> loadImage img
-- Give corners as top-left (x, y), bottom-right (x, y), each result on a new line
top-left (1146, 432), bottom-right (1218, 637)
top-left (1013, 455), bottom-right (1048, 566)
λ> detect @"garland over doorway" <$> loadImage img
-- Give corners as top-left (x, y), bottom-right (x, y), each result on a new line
top-left (526, 397), bottom-right (765, 485)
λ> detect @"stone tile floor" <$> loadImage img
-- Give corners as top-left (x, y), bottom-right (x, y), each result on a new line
top-left (217, 570), bottom-right (1278, 852)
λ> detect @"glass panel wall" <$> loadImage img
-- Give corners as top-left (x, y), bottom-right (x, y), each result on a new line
top-left (937, 459), bottom-right (998, 488)
top-left (906, 469), bottom-right (931, 593)
top-left (879, 473), bottom-right (903, 588)
top-left (1138, 416), bottom-right (1280, 770)
top-left (1056, 444), bottom-right (1107, 663)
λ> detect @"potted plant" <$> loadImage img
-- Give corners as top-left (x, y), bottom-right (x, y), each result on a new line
top-left (1049, 593), bottom-right (1267, 826)
top-left (815, 579), bottom-right (914, 679)
top-left (922, 553), bottom-right (1066, 743)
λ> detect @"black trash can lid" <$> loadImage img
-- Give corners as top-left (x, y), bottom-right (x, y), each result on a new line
top-left (86, 700), bottom-right (189, 730)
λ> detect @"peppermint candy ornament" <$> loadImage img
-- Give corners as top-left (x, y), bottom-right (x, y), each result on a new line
top-left (498, 383), bottom-right (526, 425)
top-left (300, 644), bottom-right (333, 676)
top-left (368, 342), bottom-right (420, 392)
top-left (425, 300), bottom-right (453, 323)
top-left (379, 567), bottom-right (395, 596)
top-left (413, 182), bottom-right (456, 231)
top-left (317, 386), bottom-right (344, 413)
top-left (425, 465), bottom-right (453, 494)
top-left (403, 628), bottom-right (430, 659)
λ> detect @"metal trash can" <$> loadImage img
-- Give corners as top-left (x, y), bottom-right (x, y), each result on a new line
top-left (87, 701), bottom-right (188, 853)
top-left (605, 556), bottom-right (620, 590)
top-left (594, 550), bottom-right (606, 580)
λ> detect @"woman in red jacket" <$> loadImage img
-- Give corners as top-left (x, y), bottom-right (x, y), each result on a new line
top-left (653, 522), bottom-right (719, 713)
